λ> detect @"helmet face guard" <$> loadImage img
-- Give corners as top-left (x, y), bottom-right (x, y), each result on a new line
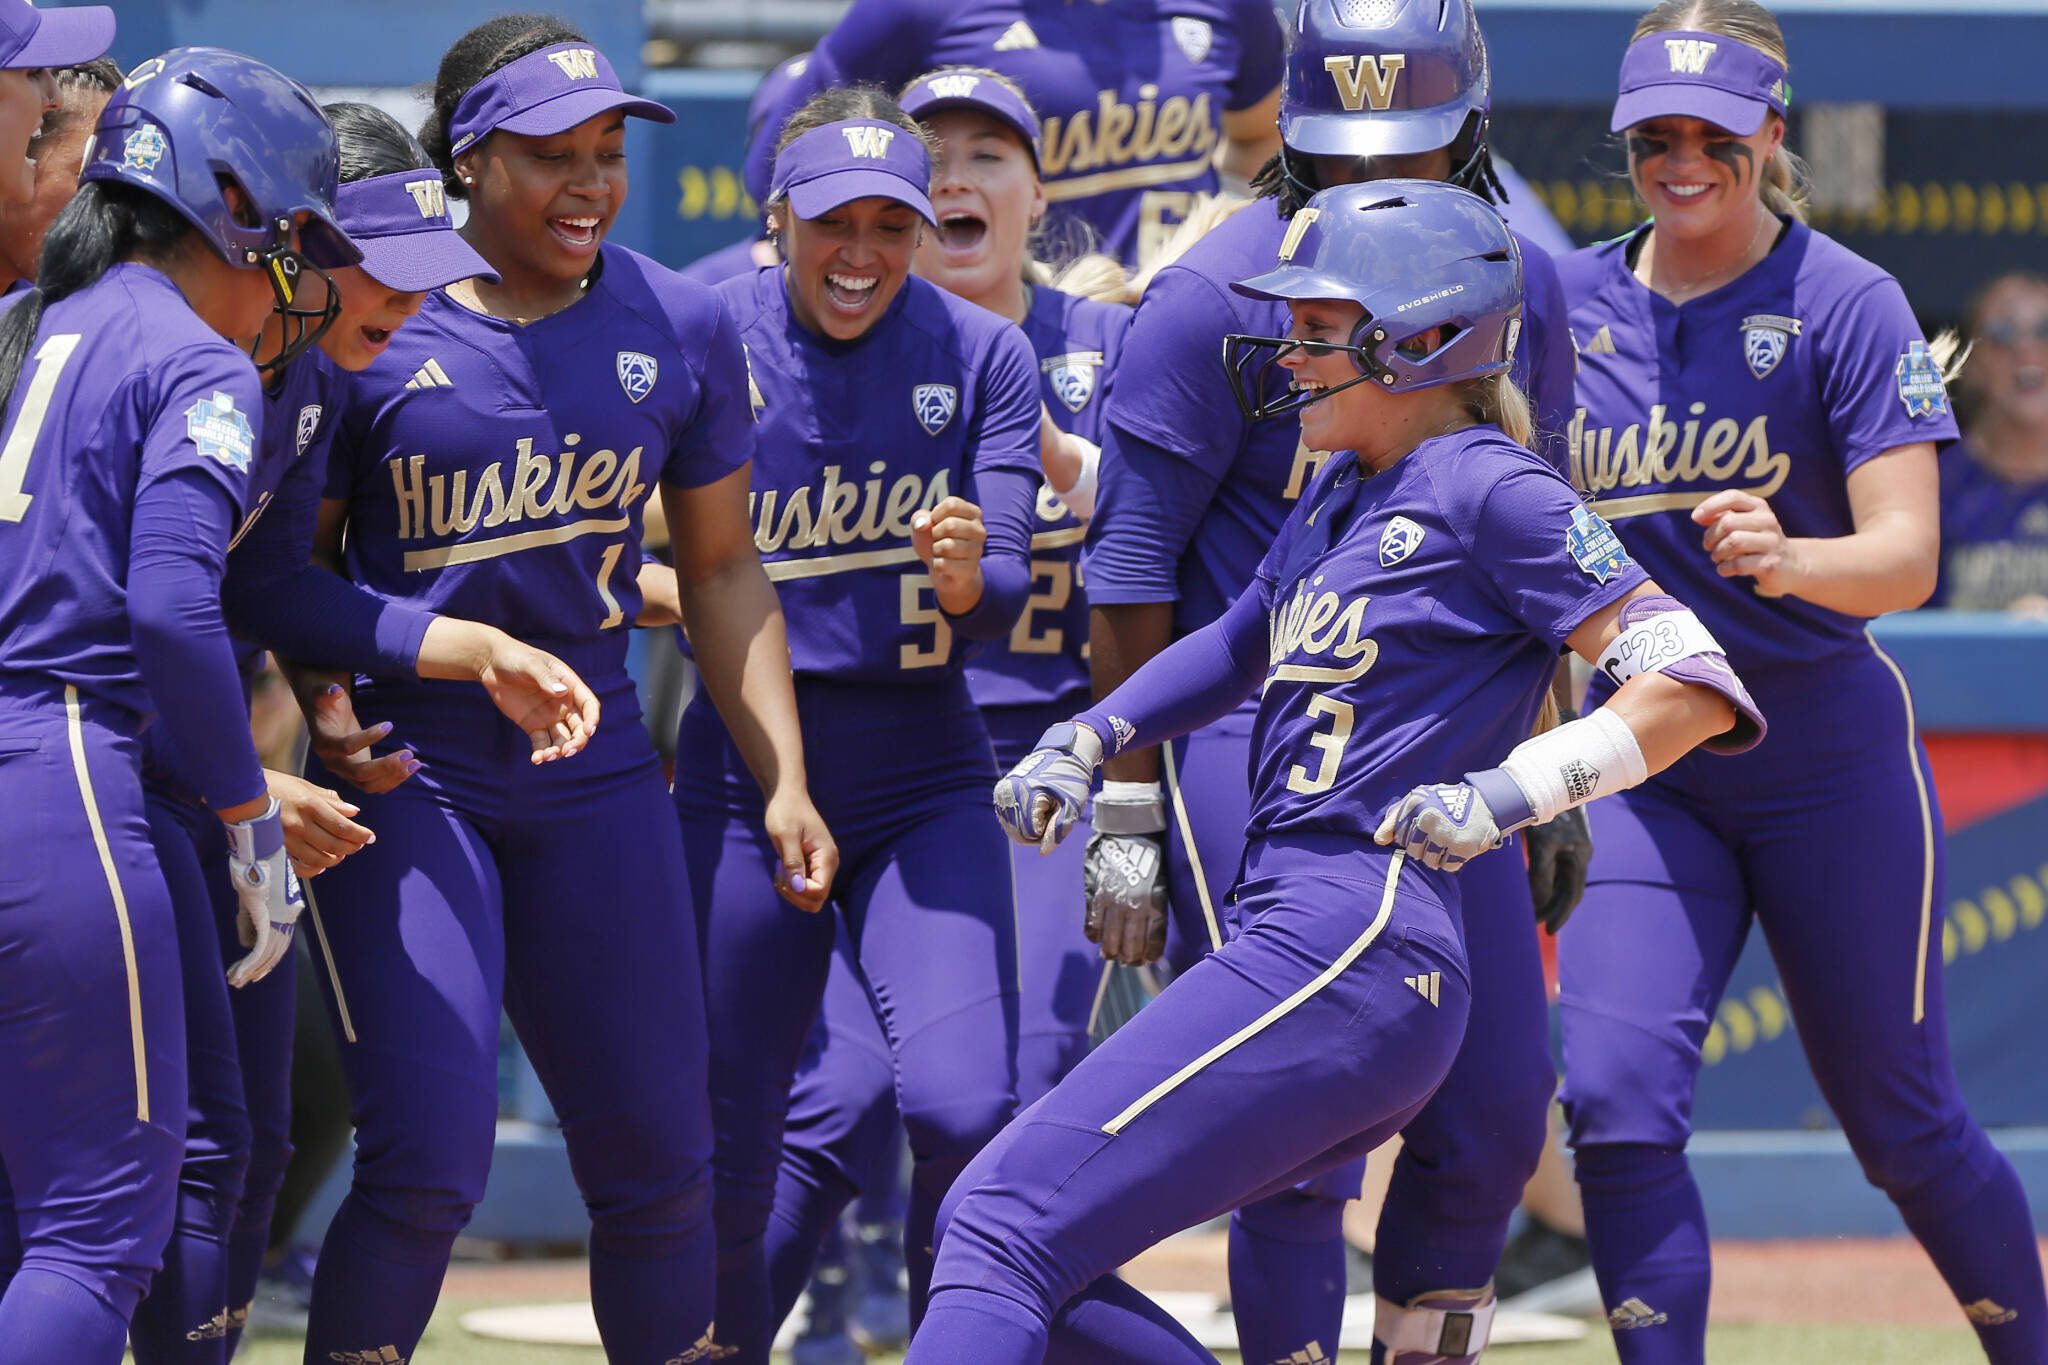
top-left (1224, 325), bottom-right (1388, 423)
top-left (1227, 181), bottom-right (1524, 419)
top-left (249, 223), bottom-right (341, 375)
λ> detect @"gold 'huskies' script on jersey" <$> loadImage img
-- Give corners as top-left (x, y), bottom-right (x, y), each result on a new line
top-left (1567, 406), bottom-right (1791, 517)
top-left (1039, 87), bottom-right (1218, 180)
top-left (1266, 577), bottom-right (1379, 690)
top-left (387, 440), bottom-right (648, 544)
top-left (750, 462), bottom-right (954, 555)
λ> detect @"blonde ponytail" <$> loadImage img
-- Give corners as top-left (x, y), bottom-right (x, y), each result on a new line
top-left (1464, 371), bottom-right (1536, 452)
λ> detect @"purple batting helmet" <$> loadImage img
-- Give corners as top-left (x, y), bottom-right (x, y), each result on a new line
top-left (1279, 0), bottom-right (1499, 201)
top-left (1223, 179), bottom-right (1522, 420)
top-left (84, 48), bottom-right (360, 370)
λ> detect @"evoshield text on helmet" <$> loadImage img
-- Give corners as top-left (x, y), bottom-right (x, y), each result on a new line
top-left (82, 48), bottom-right (362, 373)
top-left (1223, 179), bottom-right (1523, 421)
top-left (1278, 0), bottom-right (1501, 203)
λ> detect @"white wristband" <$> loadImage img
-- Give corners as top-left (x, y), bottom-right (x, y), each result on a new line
top-left (1052, 434), bottom-right (1100, 521)
top-left (1497, 706), bottom-right (1648, 826)
top-left (1093, 779), bottom-right (1166, 835)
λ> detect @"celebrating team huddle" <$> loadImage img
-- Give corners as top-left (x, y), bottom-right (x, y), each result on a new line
top-left (0, 0), bottom-right (2034, 1363)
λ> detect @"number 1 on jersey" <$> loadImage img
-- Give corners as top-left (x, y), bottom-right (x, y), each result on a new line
top-left (0, 333), bottom-right (85, 523)
top-left (593, 541), bottom-right (626, 629)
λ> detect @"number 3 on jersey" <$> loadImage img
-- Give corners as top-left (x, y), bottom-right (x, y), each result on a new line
top-left (1286, 693), bottom-right (1355, 795)
top-left (0, 334), bottom-right (85, 523)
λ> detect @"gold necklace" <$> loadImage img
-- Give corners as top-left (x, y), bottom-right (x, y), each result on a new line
top-left (1640, 210), bottom-right (1773, 303)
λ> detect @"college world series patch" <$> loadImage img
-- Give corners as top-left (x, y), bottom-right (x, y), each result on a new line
top-left (1895, 339), bottom-right (1950, 418)
top-left (185, 392), bottom-right (254, 473)
top-left (1567, 505), bottom-right (1633, 583)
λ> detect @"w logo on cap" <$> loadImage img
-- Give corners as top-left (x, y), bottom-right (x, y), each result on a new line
top-left (925, 74), bottom-right (981, 100)
top-left (1664, 38), bottom-right (1717, 74)
top-left (404, 178), bottom-right (446, 219)
top-left (842, 125), bottom-right (896, 159)
top-left (1323, 54), bottom-right (1406, 113)
top-left (547, 48), bottom-right (600, 80)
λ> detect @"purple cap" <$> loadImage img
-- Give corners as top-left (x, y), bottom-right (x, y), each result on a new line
top-left (336, 170), bottom-right (499, 291)
top-left (449, 42), bottom-right (675, 156)
top-left (1611, 30), bottom-right (1790, 136)
top-left (0, 0), bottom-right (113, 71)
top-left (768, 119), bottom-right (935, 224)
top-left (899, 69), bottom-right (1040, 172)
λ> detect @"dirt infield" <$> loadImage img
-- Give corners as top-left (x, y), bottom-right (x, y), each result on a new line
top-left (422, 1231), bottom-right (2047, 1326)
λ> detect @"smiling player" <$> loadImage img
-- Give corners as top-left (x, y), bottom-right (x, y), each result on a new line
top-left (680, 86), bottom-right (1042, 1364)
top-left (909, 177), bottom-right (1760, 1365)
top-left (1556, 4), bottom-right (2048, 1361)
top-left (297, 18), bottom-right (831, 1364)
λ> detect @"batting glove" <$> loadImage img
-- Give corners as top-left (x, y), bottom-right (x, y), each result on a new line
top-left (1376, 770), bottom-right (1536, 872)
top-left (1084, 780), bottom-right (1168, 966)
top-left (225, 797), bottom-right (304, 988)
top-left (1525, 805), bottom-right (1593, 933)
top-left (993, 721), bottom-right (1102, 853)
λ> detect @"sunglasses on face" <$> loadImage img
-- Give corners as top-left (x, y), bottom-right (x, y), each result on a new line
top-left (1979, 318), bottom-right (2048, 348)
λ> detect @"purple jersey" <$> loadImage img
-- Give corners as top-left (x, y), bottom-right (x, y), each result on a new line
top-left (678, 234), bottom-right (768, 289)
top-left (754, 0), bottom-right (1283, 268)
top-left (326, 243), bottom-right (755, 643)
top-left (1244, 428), bottom-right (1644, 845)
top-left (1089, 203), bottom-right (1572, 636)
top-left (0, 264), bottom-right (264, 726)
top-left (1561, 219), bottom-right (1959, 674)
top-left (965, 285), bottom-right (1133, 710)
top-left (715, 267), bottom-right (1043, 683)
top-left (1933, 439), bottom-right (2048, 610)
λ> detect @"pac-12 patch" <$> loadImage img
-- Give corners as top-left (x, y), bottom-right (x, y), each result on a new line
top-left (1566, 504), bottom-right (1633, 583)
top-left (1378, 514), bottom-right (1425, 567)
top-left (1041, 352), bottom-right (1102, 413)
top-left (294, 404), bottom-right (322, 458)
top-left (1740, 313), bottom-right (1800, 379)
top-left (1894, 339), bottom-right (1950, 418)
top-left (616, 350), bottom-right (657, 404)
top-left (185, 392), bottom-right (254, 474)
top-left (913, 383), bottom-right (958, 436)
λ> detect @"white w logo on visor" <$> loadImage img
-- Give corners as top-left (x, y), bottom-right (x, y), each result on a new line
top-left (404, 179), bottom-right (446, 218)
top-left (547, 48), bottom-right (600, 80)
top-left (925, 74), bottom-right (981, 100)
top-left (842, 126), bottom-right (897, 158)
top-left (1664, 39), bottom-right (1717, 74)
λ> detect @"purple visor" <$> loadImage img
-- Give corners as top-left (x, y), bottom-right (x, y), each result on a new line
top-left (336, 171), bottom-right (499, 291)
top-left (899, 69), bottom-right (1040, 172)
top-left (769, 119), bottom-right (935, 224)
top-left (0, 0), bottom-right (112, 71)
top-left (1611, 29), bottom-right (1789, 136)
top-left (449, 42), bottom-right (675, 156)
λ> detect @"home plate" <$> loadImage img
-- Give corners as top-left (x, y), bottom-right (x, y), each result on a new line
top-left (1143, 1292), bottom-right (1588, 1351)
top-left (462, 1295), bottom-right (1585, 1351)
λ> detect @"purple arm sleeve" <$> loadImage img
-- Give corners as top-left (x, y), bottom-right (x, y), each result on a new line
top-left (1227, 0), bottom-right (1287, 109)
top-left (1073, 580), bottom-right (1267, 755)
top-left (1082, 424), bottom-right (1220, 604)
top-left (131, 470), bottom-right (268, 810)
top-left (222, 484), bottom-right (430, 674)
top-left (944, 465), bottom-right (1038, 639)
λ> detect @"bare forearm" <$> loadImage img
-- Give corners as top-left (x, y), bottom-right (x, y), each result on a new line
top-left (1600, 672), bottom-right (1737, 776)
top-left (682, 556), bottom-right (808, 798)
top-left (1774, 523), bottom-right (1939, 617)
top-left (637, 560), bottom-right (683, 627)
top-left (1091, 600), bottom-right (1175, 782)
